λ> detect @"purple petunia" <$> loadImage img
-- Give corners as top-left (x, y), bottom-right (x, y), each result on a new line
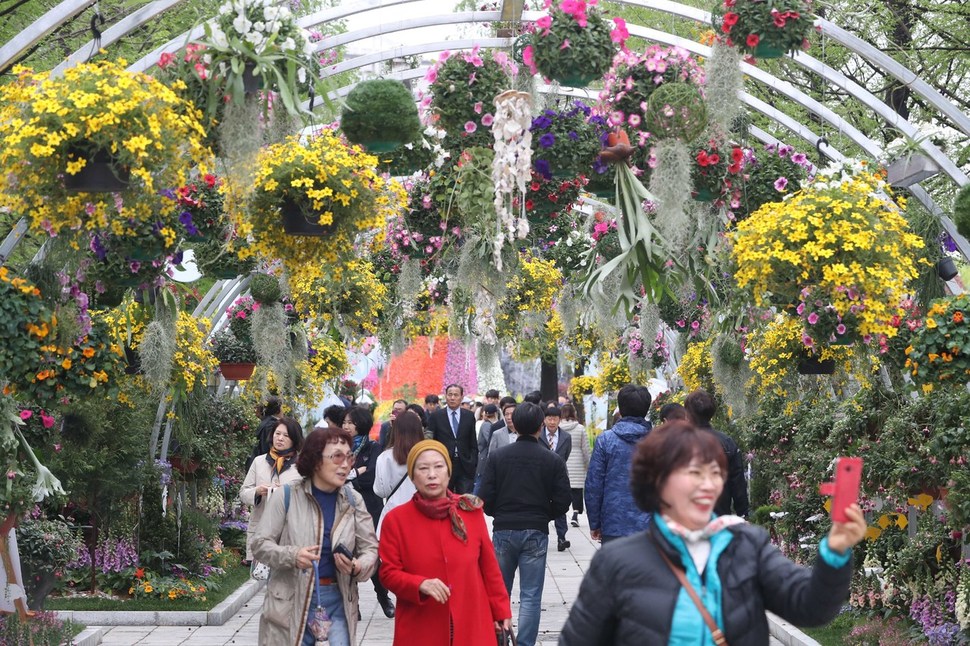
top-left (539, 133), bottom-right (556, 148)
top-left (774, 177), bottom-right (789, 191)
top-left (179, 210), bottom-right (199, 236)
top-left (534, 159), bottom-right (552, 180)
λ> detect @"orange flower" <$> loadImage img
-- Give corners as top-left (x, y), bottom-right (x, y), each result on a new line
top-left (82, 347), bottom-right (96, 358)
top-left (953, 311), bottom-right (964, 324)
top-left (61, 358), bottom-right (72, 370)
top-left (135, 567), bottom-right (144, 579)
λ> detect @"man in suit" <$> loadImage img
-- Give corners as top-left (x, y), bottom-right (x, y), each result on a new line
top-left (379, 399), bottom-right (408, 447)
top-left (541, 406), bottom-right (573, 551)
top-left (428, 383), bottom-right (478, 493)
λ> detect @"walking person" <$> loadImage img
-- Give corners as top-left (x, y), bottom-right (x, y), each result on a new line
top-left (428, 383), bottom-right (478, 494)
top-left (246, 396), bottom-right (283, 471)
top-left (541, 406), bottom-right (573, 551)
top-left (379, 399), bottom-right (408, 448)
top-left (373, 410), bottom-right (425, 536)
top-left (239, 417), bottom-right (304, 566)
top-left (252, 426), bottom-right (378, 646)
top-left (474, 403), bottom-right (500, 492)
top-left (344, 406), bottom-right (395, 618)
top-left (379, 440), bottom-right (512, 646)
top-left (585, 384), bottom-right (653, 543)
top-left (684, 389), bottom-right (750, 518)
top-left (559, 403), bottom-right (590, 529)
top-left (478, 402), bottom-right (572, 646)
top-left (560, 421), bottom-right (866, 645)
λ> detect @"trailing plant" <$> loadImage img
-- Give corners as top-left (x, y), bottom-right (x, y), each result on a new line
top-left (954, 184), bottom-right (970, 241)
top-left (714, 0), bottom-right (814, 57)
top-left (733, 142), bottom-right (814, 221)
top-left (905, 293), bottom-right (970, 392)
top-left (530, 101), bottom-right (602, 180)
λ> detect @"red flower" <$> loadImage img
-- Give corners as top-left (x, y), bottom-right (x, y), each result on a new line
top-left (530, 182), bottom-right (541, 191)
top-left (696, 150), bottom-right (710, 166)
top-left (773, 15), bottom-right (786, 27)
top-left (747, 33), bottom-right (760, 47)
top-left (723, 12), bottom-right (739, 26)
top-left (709, 153), bottom-right (720, 165)
top-left (525, 199), bottom-right (535, 210)
top-left (731, 147), bottom-right (743, 163)
top-left (728, 162), bottom-right (741, 174)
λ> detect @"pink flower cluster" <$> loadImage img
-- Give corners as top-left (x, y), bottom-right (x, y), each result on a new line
top-left (19, 408), bottom-right (56, 429)
top-left (227, 295), bottom-right (259, 321)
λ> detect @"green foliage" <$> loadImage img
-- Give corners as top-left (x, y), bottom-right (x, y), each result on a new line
top-left (340, 79), bottom-right (421, 147)
top-left (954, 184), bottom-right (970, 241)
top-left (428, 49), bottom-right (513, 149)
top-left (644, 82), bottom-right (708, 142)
top-left (530, 101), bottom-right (603, 180)
top-left (734, 143), bottom-right (813, 221)
top-left (210, 327), bottom-right (257, 363)
top-left (249, 272), bottom-right (283, 305)
top-left (0, 611), bottom-right (79, 646)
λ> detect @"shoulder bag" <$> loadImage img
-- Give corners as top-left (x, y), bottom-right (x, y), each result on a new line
top-left (651, 534), bottom-right (728, 646)
top-left (251, 484), bottom-right (291, 581)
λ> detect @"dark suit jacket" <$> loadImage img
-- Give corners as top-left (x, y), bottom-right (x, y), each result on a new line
top-left (429, 406), bottom-right (478, 481)
top-left (542, 427), bottom-right (572, 464)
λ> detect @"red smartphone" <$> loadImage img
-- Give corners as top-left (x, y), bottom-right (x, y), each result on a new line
top-left (819, 457), bottom-right (862, 523)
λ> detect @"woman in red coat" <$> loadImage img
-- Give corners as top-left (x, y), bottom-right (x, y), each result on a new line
top-left (379, 440), bottom-right (512, 645)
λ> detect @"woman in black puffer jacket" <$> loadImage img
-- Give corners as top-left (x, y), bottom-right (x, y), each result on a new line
top-left (560, 421), bottom-right (866, 646)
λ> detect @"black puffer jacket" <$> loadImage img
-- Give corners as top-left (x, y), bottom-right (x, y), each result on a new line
top-left (559, 522), bottom-right (851, 646)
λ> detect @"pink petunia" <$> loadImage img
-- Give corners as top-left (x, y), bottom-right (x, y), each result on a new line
top-left (40, 412), bottom-right (55, 429)
top-left (560, 39), bottom-right (571, 50)
top-left (19, 410), bottom-right (32, 421)
top-left (536, 15), bottom-right (552, 31)
top-left (464, 121), bottom-right (477, 133)
top-left (481, 113), bottom-right (494, 126)
top-left (807, 312), bottom-right (819, 325)
top-left (611, 18), bottom-right (629, 44)
top-left (474, 102), bottom-right (483, 114)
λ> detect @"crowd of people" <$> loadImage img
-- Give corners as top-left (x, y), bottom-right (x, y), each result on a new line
top-left (239, 384), bottom-right (865, 646)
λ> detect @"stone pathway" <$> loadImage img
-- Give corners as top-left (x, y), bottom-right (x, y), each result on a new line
top-left (95, 514), bottom-right (787, 645)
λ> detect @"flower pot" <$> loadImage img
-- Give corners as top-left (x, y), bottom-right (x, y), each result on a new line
top-left (126, 247), bottom-right (162, 262)
top-left (280, 199), bottom-right (336, 237)
top-left (208, 266), bottom-right (241, 279)
top-left (551, 71), bottom-right (601, 88)
top-left (64, 144), bottom-right (130, 193)
top-left (886, 154), bottom-right (939, 188)
top-left (219, 362), bottom-right (256, 381)
top-left (124, 345), bottom-right (142, 375)
top-left (937, 257), bottom-right (958, 281)
top-left (797, 355), bottom-right (835, 375)
top-left (753, 42), bottom-right (785, 59)
top-left (242, 62), bottom-right (262, 95)
top-left (694, 187), bottom-right (716, 202)
top-left (361, 140), bottom-right (403, 153)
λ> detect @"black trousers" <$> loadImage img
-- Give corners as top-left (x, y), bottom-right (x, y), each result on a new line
top-left (570, 487), bottom-right (584, 514)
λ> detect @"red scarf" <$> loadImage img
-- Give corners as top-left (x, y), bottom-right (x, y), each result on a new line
top-left (411, 491), bottom-right (483, 543)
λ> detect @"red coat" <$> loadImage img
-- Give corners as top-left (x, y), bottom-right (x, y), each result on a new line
top-left (379, 499), bottom-right (512, 646)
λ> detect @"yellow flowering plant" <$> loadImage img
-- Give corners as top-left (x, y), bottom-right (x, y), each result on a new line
top-left (595, 353), bottom-right (632, 396)
top-left (307, 331), bottom-right (349, 383)
top-left (294, 258), bottom-right (387, 337)
top-left (496, 255), bottom-right (562, 343)
top-left (677, 337), bottom-right (715, 394)
top-left (569, 375), bottom-right (598, 400)
top-left (0, 267), bottom-right (54, 395)
top-left (170, 312), bottom-right (218, 402)
top-left (0, 60), bottom-right (211, 236)
top-left (905, 294), bottom-right (970, 392)
top-left (731, 159), bottom-right (924, 349)
top-left (232, 129), bottom-right (407, 288)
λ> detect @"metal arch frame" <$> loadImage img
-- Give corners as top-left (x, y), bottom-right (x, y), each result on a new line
top-left (0, 0), bottom-right (95, 72)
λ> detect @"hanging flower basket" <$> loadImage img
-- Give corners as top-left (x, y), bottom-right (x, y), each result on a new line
top-left (63, 144), bottom-right (130, 193)
top-left (714, 0), bottom-right (814, 59)
top-left (937, 257), bottom-right (959, 282)
top-left (169, 455), bottom-right (201, 475)
top-left (523, 2), bottom-right (627, 88)
top-left (885, 153), bottom-right (940, 188)
top-left (753, 42), bottom-right (785, 59)
top-left (340, 79), bottom-right (421, 154)
top-left (644, 82), bottom-right (708, 143)
top-left (219, 362), bottom-right (256, 381)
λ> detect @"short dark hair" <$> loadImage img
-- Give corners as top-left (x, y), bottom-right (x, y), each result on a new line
top-left (262, 396), bottom-right (282, 417)
top-left (659, 403), bottom-right (689, 423)
top-left (560, 403), bottom-right (578, 421)
top-left (512, 402), bottom-right (544, 436)
top-left (391, 411), bottom-right (426, 465)
top-left (630, 421), bottom-right (727, 514)
top-left (544, 405), bottom-right (561, 418)
top-left (485, 389), bottom-right (500, 399)
top-left (445, 383), bottom-right (464, 395)
top-left (345, 406), bottom-right (374, 437)
top-left (523, 390), bottom-right (542, 404)
top-left (274, 417), bottom-right (305, 452)
top-left (501, 402), bottom-right (517, 415)
top-left (424, 394), bottom-right (440, 405)
top-left (393, 399), bottom-right (408, 408)
top-left (297, 426), bottom-right (353, 477)
top-left (684, 389), bottom-right (717, 427)
top-left (499, 395), bottom-right (517, 407)
top-left (406, 403), bottom-right (428, 427)
top-left (323, 405), bottom-right (346, 427)
top-left (617, 384), bottom-right (651, 418)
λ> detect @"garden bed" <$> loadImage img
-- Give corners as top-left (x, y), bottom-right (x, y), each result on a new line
top-left (46, 564), bottom-right (250, 612)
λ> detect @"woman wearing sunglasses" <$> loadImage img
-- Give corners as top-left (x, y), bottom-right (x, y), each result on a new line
top-left (253, 426), bottom-right (378, 646)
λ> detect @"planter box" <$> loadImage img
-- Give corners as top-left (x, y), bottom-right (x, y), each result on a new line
top-left (886, 154), bottom-right (939, 187)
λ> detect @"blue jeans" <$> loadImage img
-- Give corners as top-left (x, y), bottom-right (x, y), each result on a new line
top-left (301, 583), bottom-right (349, 646)
top-left (492, 530), bottom-right (548, 646)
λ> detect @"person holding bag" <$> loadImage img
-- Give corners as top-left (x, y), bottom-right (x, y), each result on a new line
top-left (379, 440), bottom-right (512, 646)
top-left (253, 426), bottom-right (378, 646)
top-left (559, 421), bottom-right (867, 646)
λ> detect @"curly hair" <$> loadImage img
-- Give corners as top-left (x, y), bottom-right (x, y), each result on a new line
top-left (297, 426), bottom-right (353, 478)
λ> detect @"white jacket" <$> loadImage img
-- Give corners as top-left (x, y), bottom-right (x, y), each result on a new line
top-left (559, 420), bottom-right (590, 488)
top-left (372, 449), bottom-right (416, 538)
top-left (238, 454), bottom-right (302, 560)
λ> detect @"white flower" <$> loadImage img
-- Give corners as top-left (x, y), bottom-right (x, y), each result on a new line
top-left (218, 2), bottom-right (232, 15)
top-left (210, 26), bottom-right (229, 49)
top-left (263, 5), bottom-right (280, 20)
top-left (282, 37), bottom-right (296, 52)
top-left (253, 20), bottom-right (265, 33)
top-left (297, 67), bottom-right (306, 84)
top-left (245, 30), bottom-right (265, 49)
top-left (233, 13), bottom-right (253, 35)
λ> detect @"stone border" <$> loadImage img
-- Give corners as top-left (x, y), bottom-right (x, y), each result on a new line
top-left (72, 626), bottom-right (105, 646)
top-left (767, 611), bottom-right (822, 646)
top-left (56, 578), bottom-right (264, 628)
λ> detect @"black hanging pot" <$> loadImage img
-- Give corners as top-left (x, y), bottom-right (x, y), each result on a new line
top-left (280, 199), bottom-right (335, 237)
top-left (243, 62), bottom-right (262, 95)
top-left (797, 353), bottom-right (835, 375)
top-left (124, 345), bottom-right (142, 375)
top-left (937, 257), bottom-right (959, 281)
top-left (64, 143), bottom-right (130, 193)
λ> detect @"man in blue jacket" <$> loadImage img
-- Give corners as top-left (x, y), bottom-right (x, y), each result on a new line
top-left (584, 384), bottom-right (652, 543)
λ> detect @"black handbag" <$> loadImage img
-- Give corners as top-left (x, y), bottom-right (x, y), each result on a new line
top-left (496, 627), bottom-right (517, 646)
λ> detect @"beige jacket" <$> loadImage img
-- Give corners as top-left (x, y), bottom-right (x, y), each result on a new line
top-left (252, 477), bottom-right (378, 646)
top-left (239, 455), bottom-right (303, 561)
